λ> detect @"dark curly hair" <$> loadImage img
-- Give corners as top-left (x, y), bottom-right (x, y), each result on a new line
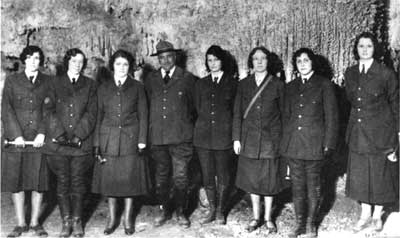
top-left (291, 47), bottom-right (316, 73)
top-left (205, 45), bottom-right (227, 72)
top-left (352, 32), bottom-right (380, 60)
top-left (108, 49), bottom-right (135, 72)
top-left (63, 48), bottom-right (87, 73)
top-left (247, 46), bottom-right (283, 75)
top-left (20, 45), bottom-right (45, 66)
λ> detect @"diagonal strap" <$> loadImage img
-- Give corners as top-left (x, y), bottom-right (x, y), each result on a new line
top-left (243, 75), bottom-right (273, 119)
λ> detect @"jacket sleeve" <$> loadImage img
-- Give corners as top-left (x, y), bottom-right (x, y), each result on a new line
top-left (1, 77), bottom-right (23, 139)
top-left (323, 79), bottom-right (339, 149)
top-left (93, 86), bottom-right (103, 147)
top-left (137, 83), bottom-right (148, 144)
top-left (386, 69), bottom-right (399, 133)
top-left (232, 81), bottom-right (243, 141)
top-left (73, 81), bottom-right (98, 140)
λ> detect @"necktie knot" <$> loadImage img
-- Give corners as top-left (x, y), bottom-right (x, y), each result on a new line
top-left (29, 76), bottom-right (34, 84)
top-left (117, 80), bottom-right (122, 87)
top-left (72, 78), bottom-right (76, 84)
top-left (164, 71), bottom-right (171, 84)
top-left (302, 78), bottom-right (307, 84)
top-left (213, 77), bottom-right (219, 84)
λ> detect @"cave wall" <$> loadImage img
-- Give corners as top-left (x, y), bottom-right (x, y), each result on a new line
top-left (1, 0), bottom-right (398, 82)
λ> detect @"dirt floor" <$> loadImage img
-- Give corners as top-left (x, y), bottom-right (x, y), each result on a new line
top-left (1, 176), bottom-right (399, 238)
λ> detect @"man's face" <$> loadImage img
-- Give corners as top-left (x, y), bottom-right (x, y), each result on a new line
top-left (158, 51), bottom-right (176, 71)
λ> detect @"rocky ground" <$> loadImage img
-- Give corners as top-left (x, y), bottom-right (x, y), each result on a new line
top-left (1, 176), bottom-right (399, 238)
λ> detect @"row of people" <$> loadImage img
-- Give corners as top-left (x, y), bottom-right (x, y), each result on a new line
top-left (1, 31), bottom-right (398, 238)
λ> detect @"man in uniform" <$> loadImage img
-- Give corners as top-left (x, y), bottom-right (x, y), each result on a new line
top-left (145, 41), bottom-right (196, 228)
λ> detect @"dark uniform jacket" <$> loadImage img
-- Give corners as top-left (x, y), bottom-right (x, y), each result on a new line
top-left (43, 74), bottom-right (97, 156)
top-left (232, 75), bottom-right (284, 159)
top-left (93, 77), bottom-right (148, 156)
top-left (1, 71), bottom-right (51, 153)
top-left (194, 74), bottom-right (237, 150)
top-left (144, 66), bottom-right (196, 145)
top-left (280, 74), bottom-right (339, 160)
top-left (345, 61), bottom-right (399, 153)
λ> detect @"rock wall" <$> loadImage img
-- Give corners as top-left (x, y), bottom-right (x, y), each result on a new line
top-left (1, 0), bottom-right (397, 82)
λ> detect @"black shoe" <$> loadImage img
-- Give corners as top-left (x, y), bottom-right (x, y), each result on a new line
top-left (154, 211), bottom-right (172, 227)
top-left (7, 226), bottom-right (29, 238)
top-left (103, 221), bottom-right (117, 235)
top-left (30, 224), bottom-right (48, 237)
top-left (245, 219), bottom-right (261, 233)
top-left (215, 210), bottom-right (226, 225)
top-left (71, 217), bottom-right (84, 237)
top-left (59, 216), bottom-right (72, 238)
top-left (123, 222), bottom-right (135, 235)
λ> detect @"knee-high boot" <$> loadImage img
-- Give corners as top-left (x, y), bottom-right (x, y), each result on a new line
top-left (200, 188), bottom-right (216, 224)
top-left (71, 194), bottom-right (84, 237)
top-left (58, 195), bottom-right (72, 238)
top-left (175, 188), bottom-right (190, 228)
top-left (289, 198), bottom-right (307, 238)
top-left (216, 185), bottom-right (228, 225)
top-left (306, 186), bottom-right (321, 238)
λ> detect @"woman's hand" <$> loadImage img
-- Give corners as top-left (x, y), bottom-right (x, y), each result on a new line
top-left (33, 134), bottom-right (45, 148)
top-left (14, 136), bottom-right (26, 148)
top-left (138, 143), bottom-right (146, 149)
top-left (233, 140), bottom-right (241, 155)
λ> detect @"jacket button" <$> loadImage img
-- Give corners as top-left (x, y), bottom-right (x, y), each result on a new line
top-left (358, 118), bottom-right (362, 122)
top-left (163, 98), bottom-right (167, 102)
top-left (70, 104), bottom-right (73, 107)
top-left (117, 92), bottom-right (120, 96)
top-left (118, 104), bottom-right (121, 107)
top-left (163, 115), bottom-right (166, 119)
top-left (29, 121), bottom-right (33, 124)
top-left (298, 126), bottom-right (302, 130)
top-left (211, 112), bottom-right (215, 115)
top-left (358, 87), bottom-right (361, 91)
top-left (118, 114), bottom-right (121, 117)
top-left (357, 108), bottom-right (361, 112)
top-left (211, 120), bottom-right (215, 124)
top-left (299, 104), bottom-right (303, 107)
top-left (163, 106), bottom-right (166, 110)
top-left (29, 100), bottom-right (33, 103)
top-left (164, 90), bottom-right (167, 93)
top-left (69, 125), bottom-right (73, 128)
top-left (119, 126), bottom-right (122, 129)
top-left (211, 104), bottom-right (215, 106)
top-left (357, 97), bottom-right (361, 101)
top-left (211, 94), bottom-right (215, 97)
top-left (257, 106), bottom-right (260, 109)
top-left (298, 115), bottom-right (302, 118)
top-left (300, 94), bottom-right (303, 97)
top-left (70, 114), bottom-right (73, 117)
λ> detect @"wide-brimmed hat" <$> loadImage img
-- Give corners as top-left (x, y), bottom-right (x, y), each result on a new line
top-left (150, 40), bottom-right (180, 56)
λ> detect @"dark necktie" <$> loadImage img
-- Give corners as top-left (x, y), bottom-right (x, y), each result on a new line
top-left (164, 71), bottom-right (170, 84)
top-left (361, 64), bottom-right (366, 75)
top-left (117, 80), bottom-right (122, 88)
top-left (72, 78), bottom-right (76, 85)
top-left (213, 77), bottom-right (218, 85)
top-left (29, 76), bottom-right (34, 84)
top-left (302, 78), bottom-right (307, 84)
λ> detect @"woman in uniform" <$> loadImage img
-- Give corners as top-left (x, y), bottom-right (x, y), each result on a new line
top-left (194, 45), bottom-right (237, 225)
top-left (345, 32), bottom-right (399, 232)
top-left (1, 45), bottom-right (50, 237)
top-left (232, 46), bottom-right (284, 233)
top-left (92, 50), bottom-right (149, 236)
top-left (44, 48), bottom-right (97, 238)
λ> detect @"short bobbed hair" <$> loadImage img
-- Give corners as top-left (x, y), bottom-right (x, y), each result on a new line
top-left (63, 48), bottom-right (87, 72)
top-left (205, 45), bottom-right (227, 72)
top-left (108, 50), bottom-right (135, 72)
top-left (20, 45), bottom-right (45, 66)
top-left (353, 32), bottom-right (380, 60)
top-left (291, 47), bottom-right (316, 72)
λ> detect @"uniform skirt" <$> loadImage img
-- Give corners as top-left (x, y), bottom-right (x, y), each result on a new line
top-left (92, 154), bottom-right (151, 197)
top-left (235, 155), bottom-right (282, 196)
top-left (346, 151), bottom-right (399, 204)
top-left (1, 152), bottom-right (49, 192)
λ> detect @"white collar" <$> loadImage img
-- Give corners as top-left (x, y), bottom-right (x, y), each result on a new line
top-left (67, 71), bottom-right (80, 83)
top-left (301, 71), bottom-right (314, 82)
top-left (359, 59), bottom-right (374, 73)
top-left (211, 71), bottom-right (224, 84)
top-left (161, 66), bottom-right (176, 78)
top-left (25, 71), bottom-right (38, 83)
top-left (254, 72), bottom-right (267, 86)
top-left (114, 76), bottom-right (128, 86)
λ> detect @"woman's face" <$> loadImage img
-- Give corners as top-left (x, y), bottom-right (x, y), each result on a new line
top-left (357, 37), bottom-right (374, 60)
top-left (68, 53), bottom-right (84, 75)
top-left (207, 54), bottom-right (222, 73)
top-left (252, 50), bottom-right (268, 73)
top-left (24, 52), bottom-right (41, 73)
top-left (296, 53), bottom-right (313, 77)
top-left (113, 57), bottom-right (130, 78)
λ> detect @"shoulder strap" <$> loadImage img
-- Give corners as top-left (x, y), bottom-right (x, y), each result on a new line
top-left (243, 75), bottom-right (273, 119)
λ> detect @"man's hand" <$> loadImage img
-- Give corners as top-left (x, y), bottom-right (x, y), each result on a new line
top-left (233, 140), bottom-right (241, 155)
top-left (33, 134), bottom-right (45, 148)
